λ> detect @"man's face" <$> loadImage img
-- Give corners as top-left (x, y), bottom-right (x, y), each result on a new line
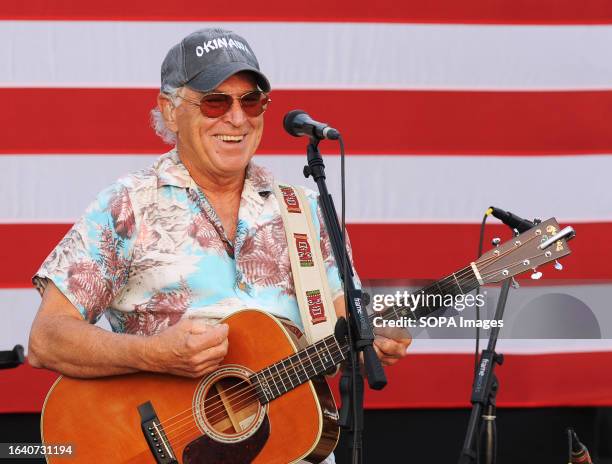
top-left (172, 72), bottom-right (264, 178)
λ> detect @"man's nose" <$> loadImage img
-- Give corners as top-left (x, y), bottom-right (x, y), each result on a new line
top-left (224, 98), bottom-right (248, 126)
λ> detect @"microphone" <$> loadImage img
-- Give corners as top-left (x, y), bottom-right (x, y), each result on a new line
top-left (283, 110), bottom-right (340, 140)
top-left (569, 429), bottom-right (592, 464)
top-left (487, 206), bottom-right (535, 233)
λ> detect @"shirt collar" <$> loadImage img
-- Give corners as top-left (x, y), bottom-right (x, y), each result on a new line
top-left (155, 148), bottom-right (274, 195)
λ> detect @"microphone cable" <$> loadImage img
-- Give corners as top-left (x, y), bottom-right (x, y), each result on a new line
top-left (475, 210), bottom-right (490, 377)
top-left (337, 134), bottom-right (360, 464)
top-left (474, 208), bottom-right (491, 464)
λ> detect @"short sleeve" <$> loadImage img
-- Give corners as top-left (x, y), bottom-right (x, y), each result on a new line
top-left (305, 191), bottom-right (362, 300)
top-left (32, 183), bottom-right (138, 323)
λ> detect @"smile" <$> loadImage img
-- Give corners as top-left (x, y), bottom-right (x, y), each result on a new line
top-left (214, 134), bottom-right (245, 143)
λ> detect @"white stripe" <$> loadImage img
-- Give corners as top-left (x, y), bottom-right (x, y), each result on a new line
top-left (410, 339), bottom-right (612, 354)
top-left (1, 154), bottom-right (610, 223)
top-left (6, 284), bottom-right (612, 354)
top-left (1, 289), bottom-right (111, 354)
top-left (2, 21), bottom-right (612, 90)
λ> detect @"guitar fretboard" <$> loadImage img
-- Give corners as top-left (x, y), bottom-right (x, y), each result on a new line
top-left (251, 265), bottom-right (481, 404)
top-left (251, 334), bottom-right (349, 404)
top-left (368, 265), bottom-right (480, 323)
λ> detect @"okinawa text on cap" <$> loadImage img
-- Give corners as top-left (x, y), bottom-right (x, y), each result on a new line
top-left (161, 28), bottom-right (271, 94)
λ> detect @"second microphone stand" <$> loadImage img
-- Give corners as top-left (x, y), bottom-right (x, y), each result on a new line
top-left (303, 137), bottom-right (387, 464)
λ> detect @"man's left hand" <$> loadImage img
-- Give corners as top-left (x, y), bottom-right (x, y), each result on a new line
top-left (373, 333), bottom-right (411, 367)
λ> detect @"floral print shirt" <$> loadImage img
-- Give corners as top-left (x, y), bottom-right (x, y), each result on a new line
top-left (33, 149), bottom-right (355, 335)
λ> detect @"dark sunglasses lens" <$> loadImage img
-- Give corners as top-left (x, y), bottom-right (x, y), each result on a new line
top-left (240, 91), bottom-right (269, 117)
top-left (200, 94), bottom-right (232, 117)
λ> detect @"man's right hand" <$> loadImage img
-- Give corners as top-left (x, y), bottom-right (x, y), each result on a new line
top-left (143, 318), bottom-right (229, 378)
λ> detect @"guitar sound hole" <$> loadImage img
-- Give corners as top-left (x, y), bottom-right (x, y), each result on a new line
top-left (202, 375), bottom-right (261, 437)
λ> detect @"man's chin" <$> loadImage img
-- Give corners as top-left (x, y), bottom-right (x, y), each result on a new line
top-left (211, 153), bottom-right (254, 174)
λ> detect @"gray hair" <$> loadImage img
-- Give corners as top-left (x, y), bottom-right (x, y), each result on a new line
top-left (150, 86), bottom-right (182, 145)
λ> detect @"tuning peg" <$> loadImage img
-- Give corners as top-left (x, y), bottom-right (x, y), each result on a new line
top-left (531, 269), bottom-right (543, 280)
top-left (554, 260), bottom-right (563, 271)
top-left (511, 277), bottom-right (520, 289)
top-left (491, 237), bottom-right (501, 246)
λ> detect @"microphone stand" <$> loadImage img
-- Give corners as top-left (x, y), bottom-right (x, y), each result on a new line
top-left (458, 221), bottom-right (537, 464)
top-left (457, 278), bottom-right (508, 464)
top-left (302, 137), bottom-right (387, 464)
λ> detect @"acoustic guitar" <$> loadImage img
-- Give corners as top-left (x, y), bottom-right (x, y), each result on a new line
top-left (40, 218), bottom-right (573, 463)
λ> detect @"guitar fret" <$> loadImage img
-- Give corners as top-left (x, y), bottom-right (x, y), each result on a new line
top-left (255, 372), bottom-right (270, 403)
top-left (298, 352), bottom-right (310, 379)
top-left (452, 272), bottom-right (464, 293)
top-left (312, 342), bottom-right (327, 371)
top-left (305, 346), bottom-right (317, 376)
top-left (287, 355), bottom-right (302, 384)
top-left (317, 339), bottom-right (334, 371)
top-left (274, 363), bottom-right (288, 393)
top-left (266, 366), bottom-right (281, 398)
top-left (323, 337), bottom-right (334, 364)
top-left (332, 336), bottom-right (346, 363)
top-left (281, 358), bottom-right (296, 388)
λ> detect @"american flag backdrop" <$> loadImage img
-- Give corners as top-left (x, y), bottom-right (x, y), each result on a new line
top-left (2, 2), bottom-right (612, 412)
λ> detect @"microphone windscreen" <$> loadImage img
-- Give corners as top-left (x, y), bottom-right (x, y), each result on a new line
top-left (283, 109), bottom-right (307, 137)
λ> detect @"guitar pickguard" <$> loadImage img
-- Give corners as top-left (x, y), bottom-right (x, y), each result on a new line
top-left (183, 414), bottom-right (270, 464)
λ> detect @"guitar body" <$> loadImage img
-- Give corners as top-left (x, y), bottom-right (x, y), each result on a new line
top-left (41, 310), bottom-right (339, 463)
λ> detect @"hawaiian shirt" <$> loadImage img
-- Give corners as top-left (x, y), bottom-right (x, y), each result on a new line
top-left (33, 149), bottom-right (357, 335)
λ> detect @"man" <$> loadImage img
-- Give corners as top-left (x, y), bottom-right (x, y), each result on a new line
top-left (28, 28), bottom-right (410, 461)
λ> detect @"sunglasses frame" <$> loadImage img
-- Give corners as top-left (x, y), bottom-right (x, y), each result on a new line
top-left (173, 90), bottom-right (271, 118)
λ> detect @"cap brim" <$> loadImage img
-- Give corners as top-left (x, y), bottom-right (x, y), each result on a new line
top-left (186, 62), bottom-right (271, 93)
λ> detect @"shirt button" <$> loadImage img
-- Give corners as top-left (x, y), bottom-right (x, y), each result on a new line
top-left (238, 281), bottom-right (247, 291)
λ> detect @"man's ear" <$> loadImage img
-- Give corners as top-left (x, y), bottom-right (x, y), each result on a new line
top-left (157, 93), bottom-right (179, 132)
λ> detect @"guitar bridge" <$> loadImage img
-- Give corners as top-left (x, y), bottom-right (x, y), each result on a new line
top-left (138, 401), bottom-right (178, 464)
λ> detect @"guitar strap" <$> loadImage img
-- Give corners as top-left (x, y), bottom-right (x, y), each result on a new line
top-left (273, 183), bottom-right (337, 344)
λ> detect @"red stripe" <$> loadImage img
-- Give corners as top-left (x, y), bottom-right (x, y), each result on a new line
top-left (4, 89), bottom-right (612, 156)
top-left (348, 222), bottom-right (607, 280)
top-left (1, 222), bottom-right (608, 289)
top-left (2, 0), bottom-right (612, 24)
top-left (4, 351), bottom-right (612, 413)
top-left (342, 351), bottom-right (612, 409)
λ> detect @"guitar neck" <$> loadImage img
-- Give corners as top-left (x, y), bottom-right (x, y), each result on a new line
top-left (369, 264), bottom-right (481, 323)
top-left (251, 333), bottom-right (349, 404)
top-left (252, 265), bottom-right (480, 403)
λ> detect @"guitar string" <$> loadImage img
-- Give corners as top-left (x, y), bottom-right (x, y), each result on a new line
top-left (157, 264), bottom-right (483, 434)
top-left (159, 265), bottom-right (479, 431)
top-left (160, 265), bottom-right (482, 436)
top-left (158, 336), bottom-right (345, 433)
top-left (139, 342), bottom-right (348, 457)
top-left (165, 350), bottom-right (351, 447)
top-left (161, 342), bottom-right (350, 444)
top-left (479, 251), bottom-right (548, 281)
top-left (477, 234), bottom-right (539, 271)
top-left (376, 236), bottom-right (548, 322)
top-left (158, 243), bottom-right (542, 437)
top-left (160, 337), bottom-right (349, 434)
top-left (367, 266), bottom-right (482, 322)
top-left (135, 232), bottom-right (554, 454)
top-left (160, 261), bottom-right (540, 449)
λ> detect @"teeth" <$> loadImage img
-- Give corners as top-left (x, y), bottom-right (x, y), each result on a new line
top-left (215, 135), bottom-right (244, 142)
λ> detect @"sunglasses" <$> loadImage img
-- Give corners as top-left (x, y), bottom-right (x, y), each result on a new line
top-left (175, 90), bottom-right (271, 118)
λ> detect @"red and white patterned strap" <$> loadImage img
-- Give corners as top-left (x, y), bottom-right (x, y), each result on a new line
top-left (274, 183), bottom-right (337, 344)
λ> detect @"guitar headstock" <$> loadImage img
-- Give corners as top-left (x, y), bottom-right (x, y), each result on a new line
top-left (473, 218), bottom-right (574, 284)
